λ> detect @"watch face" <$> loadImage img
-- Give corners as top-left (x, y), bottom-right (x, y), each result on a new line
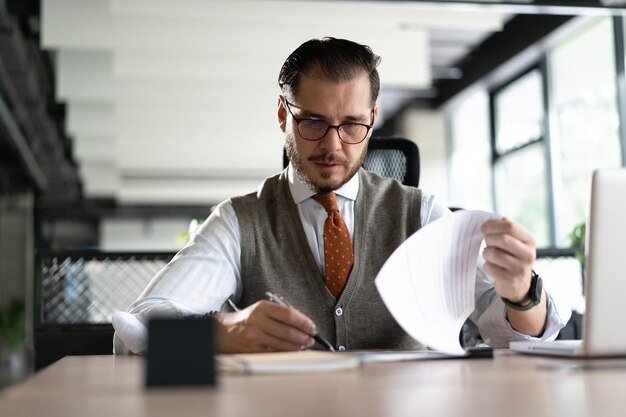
top-left (501, 271), bottom-right (543, 311)
top-left (531, 272), bottom-right (543, 305)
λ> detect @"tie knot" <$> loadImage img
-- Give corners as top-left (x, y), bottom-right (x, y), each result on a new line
top-left (313, 192), bottom-right (339, 214)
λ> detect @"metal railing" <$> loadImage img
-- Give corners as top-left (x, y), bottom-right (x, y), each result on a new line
top-left (36, 251), bottom-right (175, 326)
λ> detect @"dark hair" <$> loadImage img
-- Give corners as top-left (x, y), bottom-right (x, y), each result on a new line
top-left (278, 37), bottom-right (381, 106)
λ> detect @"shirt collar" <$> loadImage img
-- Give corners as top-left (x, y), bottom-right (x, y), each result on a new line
top-left (287, 164), bottom-right (359, 204)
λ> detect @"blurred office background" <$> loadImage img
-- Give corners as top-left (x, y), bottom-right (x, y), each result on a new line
top-left (0, 0), bottom-right (624, 383)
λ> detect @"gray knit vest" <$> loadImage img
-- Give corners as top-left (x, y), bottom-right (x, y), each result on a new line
top-left (231, 168), bottom-right (424, 350)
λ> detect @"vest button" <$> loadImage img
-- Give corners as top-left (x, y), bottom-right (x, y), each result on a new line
top-left (337, 345), bottom-right (346, 351)
top-left (335, 307), bottom-right (343, 316)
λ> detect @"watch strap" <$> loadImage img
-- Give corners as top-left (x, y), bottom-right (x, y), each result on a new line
top-left (501, 270), bottom-right (543, 311)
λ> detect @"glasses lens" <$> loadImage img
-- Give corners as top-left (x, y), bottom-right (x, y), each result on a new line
top-left (299, 120), bottom-right (329, 140)
top-left (339, 124), bottom-right (368, 143)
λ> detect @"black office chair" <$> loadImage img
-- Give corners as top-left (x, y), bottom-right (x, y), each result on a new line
top-left (282, 137), bottom-right (420, 187)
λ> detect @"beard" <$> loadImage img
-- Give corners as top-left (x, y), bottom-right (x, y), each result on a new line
top-left (285, 133), bottom-right (367, 193)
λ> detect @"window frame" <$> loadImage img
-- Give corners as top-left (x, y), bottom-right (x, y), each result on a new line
top-left (489, 64), bottom-right (556, 247)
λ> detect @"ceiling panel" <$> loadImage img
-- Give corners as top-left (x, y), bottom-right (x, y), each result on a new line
top-left (40, 0), bottom-right (506, 204)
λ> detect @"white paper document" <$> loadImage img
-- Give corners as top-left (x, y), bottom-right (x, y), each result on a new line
top-left (218, 351), bottom-right (360, 374)
top-left (375, 210), bottom-right (498, 355)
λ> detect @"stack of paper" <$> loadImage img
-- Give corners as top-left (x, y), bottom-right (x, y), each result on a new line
top-left (375, 210), bottom-right (497, 354)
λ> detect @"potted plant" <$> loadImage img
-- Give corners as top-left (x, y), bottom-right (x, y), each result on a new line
top-left (0, 298), bottom-right (28, 388)
top-left (175, 219), bottom-right (205, 245)
top-left (569, 222), bottom-right (586, 266)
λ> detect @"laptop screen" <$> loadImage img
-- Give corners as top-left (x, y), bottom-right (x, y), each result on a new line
top-left (583, 168), bottom-right (626, 355)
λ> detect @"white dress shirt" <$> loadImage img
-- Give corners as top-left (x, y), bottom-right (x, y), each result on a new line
top-left (112, 166), bottom-right (571, 354)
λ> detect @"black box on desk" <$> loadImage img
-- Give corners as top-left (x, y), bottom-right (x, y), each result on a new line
top-left (146, 316), bottom-right (216, 387)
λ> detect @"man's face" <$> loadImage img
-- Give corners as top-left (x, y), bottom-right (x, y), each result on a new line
top-left (278, 71), bottom-right (378, 193)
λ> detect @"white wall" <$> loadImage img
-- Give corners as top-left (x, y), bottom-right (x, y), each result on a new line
top-left (99, 108), bottom-right (451, 251)
top-left (100, 218), bottom-right (191, 251)
top-left (400, 108), bottom-right (449, 205)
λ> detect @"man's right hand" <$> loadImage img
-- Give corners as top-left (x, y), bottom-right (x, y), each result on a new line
top-left (214, 300), bottom-right (317, 353)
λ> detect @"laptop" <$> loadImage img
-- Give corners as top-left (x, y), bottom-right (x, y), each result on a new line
top-left (510, 168), bottom-right (626, 358)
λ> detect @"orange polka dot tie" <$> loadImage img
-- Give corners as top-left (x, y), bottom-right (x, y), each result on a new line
top-left (313, 192), bottom-right (354, 298)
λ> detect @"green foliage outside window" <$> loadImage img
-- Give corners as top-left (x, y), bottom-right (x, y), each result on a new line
top-left (569, 222), bottom-right (586, 266)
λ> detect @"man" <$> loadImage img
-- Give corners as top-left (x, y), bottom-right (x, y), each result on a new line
top-left (112, 37), bottom-right (570, 354)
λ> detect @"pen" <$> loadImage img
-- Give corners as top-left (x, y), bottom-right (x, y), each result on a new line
top-left (227, 298), bottom-right (240, 312)
top-left (265, 292), bottom-right (336, 352)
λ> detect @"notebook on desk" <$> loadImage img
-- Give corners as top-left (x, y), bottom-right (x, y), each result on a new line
top-left (510, 168), bottom-right (626, 358)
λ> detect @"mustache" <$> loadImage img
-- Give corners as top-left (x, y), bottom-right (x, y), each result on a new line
top-left (308, 153), bottom-right (348, 164)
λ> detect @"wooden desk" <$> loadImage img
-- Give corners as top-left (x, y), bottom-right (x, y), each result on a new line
top-left (2, 351), bottom-right (626, 417)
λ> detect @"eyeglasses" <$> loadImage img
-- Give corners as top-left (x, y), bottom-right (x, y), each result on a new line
top-left (283, 98), bottom-right (374, 144)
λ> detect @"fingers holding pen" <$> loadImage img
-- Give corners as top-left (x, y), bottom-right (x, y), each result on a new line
top-left (215, 301), bottom-right (315, 353)
top-left (256, 301), bottom-right (316, 346)
top-left (264, 301), bottom-right (317, 334)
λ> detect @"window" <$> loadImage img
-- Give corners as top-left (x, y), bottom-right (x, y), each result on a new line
top-left (447, 89), bottom-right (493, 211)
top-left (446, 16), bottom-right (624, 250)
top-left (494, 143), bottom-right (549, 245)
top-left (494, 70), bottom-right (544, 154)
top-left (549, 17), bottom-right (622, 246)
top-left (492, 69), bottom-right (550, 247)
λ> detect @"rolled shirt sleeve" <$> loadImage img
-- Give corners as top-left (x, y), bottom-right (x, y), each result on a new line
top-left (470, 258), bottom-right (572, 347)
top-left (112, 200), bottom-right (242, 354)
